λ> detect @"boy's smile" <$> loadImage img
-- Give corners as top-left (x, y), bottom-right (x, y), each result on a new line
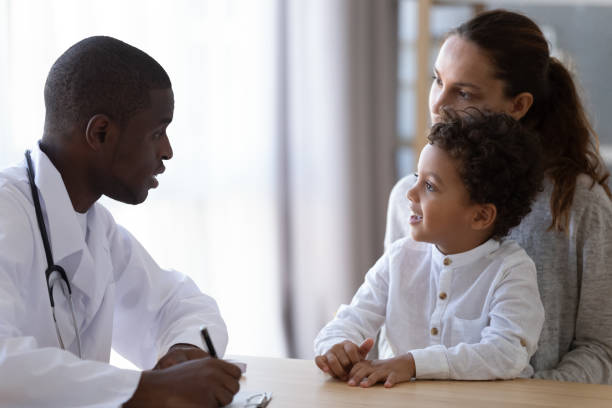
top-left (408, 208), bottom-right (423, 225)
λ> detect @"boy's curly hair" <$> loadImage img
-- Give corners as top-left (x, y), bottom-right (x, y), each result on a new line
top-left (428, 107), bottom-right (544, 240)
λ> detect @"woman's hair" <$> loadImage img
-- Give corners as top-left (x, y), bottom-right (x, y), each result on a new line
top-left (451, 9), bottom-right (611, 231)
top-left (428, 108), bottom-right (544, 240)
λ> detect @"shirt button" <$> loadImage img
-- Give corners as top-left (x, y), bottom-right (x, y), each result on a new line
top-left (439, 292), bottom-right (447, 300)
top-left (443, 258), bottom-right (451, 266)
top-left (431, 327), bottom-right (439, 335)
top-left (520, 338), bottom-right (527, 347)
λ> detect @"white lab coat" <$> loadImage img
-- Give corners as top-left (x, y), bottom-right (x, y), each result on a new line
top-left (0, 145), bottom-right (228, 407)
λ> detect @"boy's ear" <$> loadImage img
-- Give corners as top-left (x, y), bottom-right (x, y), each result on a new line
top-left (471, 203), bottom-right (497, 231)
top-left (85, 114), bottom-right (116, 151)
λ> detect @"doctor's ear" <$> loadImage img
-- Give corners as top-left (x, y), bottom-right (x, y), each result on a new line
top-left (85, 114), bottom-right (115, 151)
top-left (471, 203), bottom-right (497, 231)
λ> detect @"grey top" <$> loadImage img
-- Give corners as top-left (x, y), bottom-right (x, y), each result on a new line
top-left (384, 173), bottom-right (612, 383)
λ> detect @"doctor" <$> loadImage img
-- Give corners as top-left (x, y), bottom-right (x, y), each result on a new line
top-left (0, 36), bottom-right (241, 407)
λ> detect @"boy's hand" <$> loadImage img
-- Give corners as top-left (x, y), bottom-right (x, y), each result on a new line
top-left (314, 338), bottom-right (374, 380)
top-left (347, 353), bottom-right (415, 388)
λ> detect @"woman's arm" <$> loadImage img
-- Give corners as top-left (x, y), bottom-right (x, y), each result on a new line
top-left (535, 189), bottom-right (612, 383)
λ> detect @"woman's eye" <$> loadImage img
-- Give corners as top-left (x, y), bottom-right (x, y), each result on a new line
top-left (432, 75), bottom-right (442, 86)
top-left (425, 181), bottom-right (435, 192)
top-left (458, 90), bottom-right (470, 99)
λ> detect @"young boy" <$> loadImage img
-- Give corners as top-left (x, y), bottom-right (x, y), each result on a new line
top-left (314, 108), bottom-right (545, 387)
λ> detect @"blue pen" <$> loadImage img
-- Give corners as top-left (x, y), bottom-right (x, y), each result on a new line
top-left (200, 327), bottom-right (218, 358)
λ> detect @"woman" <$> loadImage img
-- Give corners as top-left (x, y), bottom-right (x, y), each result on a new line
top-left (384, 9), bottom-right (612, 383)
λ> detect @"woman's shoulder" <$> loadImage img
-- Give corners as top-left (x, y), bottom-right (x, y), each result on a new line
top-left (573, 174), bottom-right (612, 206)
top-left (532, 175), bottom-right (611, 214)
top-left (510, 175), bottom-right (611, 242)
top-left (567, 174), bottom-right (612, 225)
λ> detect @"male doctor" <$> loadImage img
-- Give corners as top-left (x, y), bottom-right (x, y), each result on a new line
top-left (0, 37), bottom-right (241, 407)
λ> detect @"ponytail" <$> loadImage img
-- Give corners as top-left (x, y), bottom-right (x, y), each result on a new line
top-left (533, 58), bottom-right (612, 232)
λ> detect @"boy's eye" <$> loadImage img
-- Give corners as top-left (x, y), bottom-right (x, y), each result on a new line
top-left (425, 181), bottom-right (435, 192)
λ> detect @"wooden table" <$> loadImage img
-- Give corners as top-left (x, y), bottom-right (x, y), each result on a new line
top-left (232, 355), bottom-right (612, 407)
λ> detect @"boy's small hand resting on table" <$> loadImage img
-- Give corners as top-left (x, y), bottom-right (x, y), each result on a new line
top-left (314, 338), bottom-right (375, 380)
top-left (348, 353), bottom-right (415, 388)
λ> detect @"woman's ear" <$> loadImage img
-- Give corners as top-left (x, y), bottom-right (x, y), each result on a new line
top-left (84, 114), bottom-right (114, 151)
top-left (471, 203), bottom-right (497, 231)
top-left (508, 92), bottom-right (534, 120)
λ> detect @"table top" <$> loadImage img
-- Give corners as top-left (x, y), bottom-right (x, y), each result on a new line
top-left (232, 355), bottom-right (612, 408)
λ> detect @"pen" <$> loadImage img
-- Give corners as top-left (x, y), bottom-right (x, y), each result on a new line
top-left (200, 327), bottom-right (218, 358)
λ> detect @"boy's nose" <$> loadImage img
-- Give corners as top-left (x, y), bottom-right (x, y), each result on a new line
top-left (406, 184), bottom-right (418, 203)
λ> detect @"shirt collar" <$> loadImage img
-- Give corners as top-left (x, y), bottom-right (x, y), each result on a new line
top-left (431, 238), bottom-right (500, 269)
top-left (30, 143), bottom-right (88, 268)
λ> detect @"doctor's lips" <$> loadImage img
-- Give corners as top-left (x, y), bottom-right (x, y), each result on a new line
top-left (151, 165), bottom-right (165, 188)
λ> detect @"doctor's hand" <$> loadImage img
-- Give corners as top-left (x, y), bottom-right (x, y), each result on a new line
top-left (154, 343), bottom-right (209, 370)
top-left (315, 338), bottom-right (374, 381)
top-left (124, 357), bottom-right (241, 408)
top-left (347, 352), bottom-right (415, 388)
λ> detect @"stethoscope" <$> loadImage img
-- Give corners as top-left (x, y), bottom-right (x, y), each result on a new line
top-left (25, 150), bottom-right (82, 358)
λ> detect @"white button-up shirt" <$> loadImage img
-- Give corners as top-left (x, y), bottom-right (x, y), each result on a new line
top-left (0, 146), bottom-right (228, 407)
top-left (314, 237), bottom-right (544, 380)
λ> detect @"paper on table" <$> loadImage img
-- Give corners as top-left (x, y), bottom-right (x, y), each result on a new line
top-left (226, 359), bottom-right (247, 374)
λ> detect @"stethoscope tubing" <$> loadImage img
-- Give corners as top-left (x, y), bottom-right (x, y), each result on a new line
top-left (25, 149), bottom-right (82, 358)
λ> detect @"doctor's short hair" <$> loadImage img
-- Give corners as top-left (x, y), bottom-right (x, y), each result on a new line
top-left (44, 36), bottom-right (171, 134)
top-left (427, 107), bottom-right (544, 240)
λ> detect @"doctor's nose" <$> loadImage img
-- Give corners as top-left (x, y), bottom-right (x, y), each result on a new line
top-left (161, 134), bottom-right (173, 161)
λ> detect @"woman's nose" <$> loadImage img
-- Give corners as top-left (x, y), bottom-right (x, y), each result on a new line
top-left (430, 90), bottom-right (446, 119)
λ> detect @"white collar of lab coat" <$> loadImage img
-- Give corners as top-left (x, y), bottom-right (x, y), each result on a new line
top-left (29, 144), bottom-right (103, 302)
top-left (431, 238), bottom-right (500, 269)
